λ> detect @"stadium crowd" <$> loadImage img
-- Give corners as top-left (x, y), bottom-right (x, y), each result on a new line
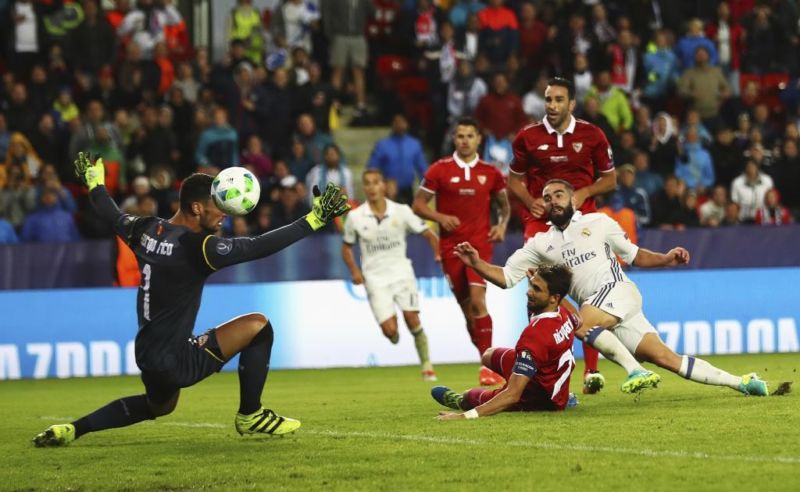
top-left (1, 0), bottom-right (799, 246)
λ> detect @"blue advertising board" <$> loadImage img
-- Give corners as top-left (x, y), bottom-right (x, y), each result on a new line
top-left (1, 268), bottom-right (798, 380)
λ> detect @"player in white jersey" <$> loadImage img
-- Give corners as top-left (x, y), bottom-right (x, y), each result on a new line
top-left (453, 179), bottom-right (768, 396)
top-left (343, 169), bottom-right (440, 381)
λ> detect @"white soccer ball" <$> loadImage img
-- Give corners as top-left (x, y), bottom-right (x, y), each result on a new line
top-left (211, 167), bottom-right (261, 216)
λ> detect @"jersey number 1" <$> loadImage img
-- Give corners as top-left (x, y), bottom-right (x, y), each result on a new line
top-left (552, 349), bottom-right (575, 399)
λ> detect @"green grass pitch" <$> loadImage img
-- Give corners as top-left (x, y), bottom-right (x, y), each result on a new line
top-left (2, 353), bottom-right (798, 491)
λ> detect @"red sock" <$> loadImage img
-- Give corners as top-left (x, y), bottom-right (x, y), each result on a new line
top-left (473, 315), bottom-right (493, 356)
top-left (464, 387), bottom-right (500, 409)
top-left (583, 341), bottom-right (599, 374)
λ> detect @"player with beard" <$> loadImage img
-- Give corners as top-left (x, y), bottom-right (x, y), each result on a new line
top-left (453, 179), bottom-right (769, 396)
top-left (507, 77), bottom-right (616, 394)
top-left (431, 264), bottom-right (579, 419)
top-left (34, 153), bottom-right (351, 447)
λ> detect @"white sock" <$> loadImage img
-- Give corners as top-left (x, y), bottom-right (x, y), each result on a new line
top-left (679, 355), bottom-right (742, 390)
top-left (585, 327), bottom-right (644, 374)
top-left (409, 325), bottom-right (432, 368)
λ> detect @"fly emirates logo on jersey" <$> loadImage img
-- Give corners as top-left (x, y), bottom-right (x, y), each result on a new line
top-left (561, 246), bottom-right (597, 268)
top-left (364, 231), bottom-right (403, 255)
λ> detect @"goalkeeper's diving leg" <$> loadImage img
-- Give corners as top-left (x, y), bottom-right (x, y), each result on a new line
top-left (33, 314), bottom-right (299, 447)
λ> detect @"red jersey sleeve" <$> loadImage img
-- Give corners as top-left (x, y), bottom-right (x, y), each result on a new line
top-left (592, 127), bottom-right (615, 173)
top-left (510, 128), bottom-right (531, 175)
top-left (420, 162), bottom-right (441, 194)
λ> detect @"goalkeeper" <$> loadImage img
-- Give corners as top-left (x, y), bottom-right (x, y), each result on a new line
top-left (34, 154), bottom-right (350, 447)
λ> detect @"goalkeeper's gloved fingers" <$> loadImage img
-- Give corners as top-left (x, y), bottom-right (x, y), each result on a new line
top-left (84, 156), bottom-right (106, 190)
top-left (312, 185), bottom-right (321, 198)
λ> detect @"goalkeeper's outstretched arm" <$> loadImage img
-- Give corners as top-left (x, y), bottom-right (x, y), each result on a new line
top-left (75, 152), bottom-right (145, 241)
top-left (201, 184), bottom-right (352, 271)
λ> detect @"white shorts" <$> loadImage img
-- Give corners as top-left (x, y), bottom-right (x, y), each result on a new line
top-left (366, 277), bottom-right (420, 324)
top-left (583, 282), bottom-right (658, 354)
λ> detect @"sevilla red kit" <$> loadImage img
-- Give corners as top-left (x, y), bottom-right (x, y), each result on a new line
top-left (510, 116), bottom-right (614, 239)
top-left (465, 306), bottom-right (577, 411)
top-left (420, 153), bottom-right (505, 301)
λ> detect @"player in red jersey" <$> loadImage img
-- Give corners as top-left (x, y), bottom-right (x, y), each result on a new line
top-left (431, 264), bottom-right (577, 419)
top-left (507, 77), bottom-right (617, 394)
top-left (413, 117), bottom-right (510, 387)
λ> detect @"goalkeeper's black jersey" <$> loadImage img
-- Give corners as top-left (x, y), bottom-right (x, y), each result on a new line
top-left (89, 186), bottom-right (314, 372)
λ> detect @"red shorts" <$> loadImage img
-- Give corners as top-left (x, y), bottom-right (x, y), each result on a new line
top-left (466, 347), bottom-right (559, 411)
top-left (441, 242), bottom-right (492, 302)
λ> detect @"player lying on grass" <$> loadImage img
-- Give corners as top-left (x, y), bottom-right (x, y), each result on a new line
top-left (342, 169), bottom-right (439, 381)
top-left (453, 179), bottom-right (768, 396)
top-left (432, 264), bottom-right (578, 419)
top-left (33, 153), bottom-right (350, 447)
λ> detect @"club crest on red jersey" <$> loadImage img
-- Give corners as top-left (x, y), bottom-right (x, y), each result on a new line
top-left (477, 175), bottom-right (487, 185)
top-left (572, 142), bottom-right (583, 153)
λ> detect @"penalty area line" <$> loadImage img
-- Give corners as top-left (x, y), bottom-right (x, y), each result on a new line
top-left (160, 422), bottom-right (800, 465)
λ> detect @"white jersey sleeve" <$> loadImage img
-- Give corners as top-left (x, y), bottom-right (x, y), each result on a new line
top-left (342, 210), bottom-right (358, 245)
top-left (401, 204), bottom-right (428, 235)
top-left (601, 215), bottom-right (639, 264)
top-left (502, 237), bottom-right (546, 288)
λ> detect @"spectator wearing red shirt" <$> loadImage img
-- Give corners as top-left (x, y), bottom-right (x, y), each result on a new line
top-left (476, 0), bottom-right (519, 67)
top-left (706, 2), bottom-right (744, 96)
top-left (475, 72), bottom-right (526, 141)
top-left (517, 2), bottom-right (548, 75)
top-left (755, 189), bottom-right (792, 225)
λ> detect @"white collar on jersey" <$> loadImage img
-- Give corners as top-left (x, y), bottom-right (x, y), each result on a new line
top-left (453, 152), bottom-right (479, 181)
top-left (542, 115), bottom-right (576, 135)
top-left (529, 310), bottom-right (560, 322)
top-left (542, 115), bottom-right (576, 148)
top-left (365, 199), bottom-right (394, 218)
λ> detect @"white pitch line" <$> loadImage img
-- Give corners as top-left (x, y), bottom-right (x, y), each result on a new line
top-left (161, 422), bottom-right (800, 465)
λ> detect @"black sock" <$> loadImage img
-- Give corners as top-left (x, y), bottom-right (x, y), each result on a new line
top-left (71, 395), bottom-right (155, 439)
top-left (238, 321), bottom-right (274, 415)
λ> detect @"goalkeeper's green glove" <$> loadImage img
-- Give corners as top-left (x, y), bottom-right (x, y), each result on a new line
top-left (74, 152), bottom-right (105, 190)
top-left (305, 183), bottom-right (352, 231)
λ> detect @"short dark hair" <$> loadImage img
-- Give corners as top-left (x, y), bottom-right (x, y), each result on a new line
top-left (362, 168), bottom-right (384, 181)
top-left (179, 173), bottom-right (214, 213)
top-left (535, 264), bottom-right (573, 302)
top-left (454, 116), bottom-right (480, 132)
top-left (543, 178), bottom-right (575, 192)
top-left (547, 77), bottom-right (575, 100)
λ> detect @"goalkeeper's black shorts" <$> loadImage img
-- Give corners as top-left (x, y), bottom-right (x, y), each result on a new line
top-left (140, 328), bottom-right (227, 404)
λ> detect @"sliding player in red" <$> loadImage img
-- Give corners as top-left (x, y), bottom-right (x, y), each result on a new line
top-left (432, 264), bottom-right (578, 419)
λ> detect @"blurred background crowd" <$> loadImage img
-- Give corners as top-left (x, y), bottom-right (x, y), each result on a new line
top-left (1, 0), bottom-right (799, 246)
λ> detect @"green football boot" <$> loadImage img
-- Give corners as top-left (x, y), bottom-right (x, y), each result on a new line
top-left (738, 373), bottom-right (768, 396)
top-left (33, 424), bottom-right (76, 447)
top-left (431, 386), bottom-right (466, 410)
top-left (235, 407), bottom-right (301, 436)
top-left (621, 368), bottom-right (661, 394)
